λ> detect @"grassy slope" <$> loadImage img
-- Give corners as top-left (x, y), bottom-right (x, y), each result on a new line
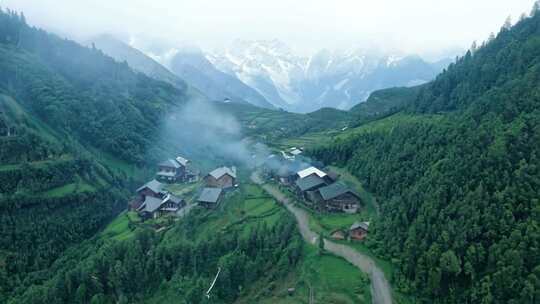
top-left (112, 172), bottom-right (371, 303)
top-left (235, 245), bottom-right (371, 304)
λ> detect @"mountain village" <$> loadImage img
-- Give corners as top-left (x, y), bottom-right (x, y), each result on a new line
top-left (128, 147), bottom-right (370, 242)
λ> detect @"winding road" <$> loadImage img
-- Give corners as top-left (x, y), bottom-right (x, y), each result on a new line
top-left (251, 172), bottom-right (393, 304)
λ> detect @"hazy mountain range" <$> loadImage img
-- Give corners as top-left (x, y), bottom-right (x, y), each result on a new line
top-left (89, 35), bottom-right (453, 112)
top-left (208, 40), bottom-right (452, 112)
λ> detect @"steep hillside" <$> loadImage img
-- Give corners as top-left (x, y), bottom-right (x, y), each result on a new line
top-left (308, 10), bottom-right (540, 303)
top-left (0, 9), bottom-right (192, 301)
top-left (350, 86), bottom-right (422, 123)
top-left (216, 102), bottom-right (354, 143)
top-left (86, 34), bottom-right (189, 91)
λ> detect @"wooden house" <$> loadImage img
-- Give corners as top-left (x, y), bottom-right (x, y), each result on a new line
top-left (137, 193), bottom-right (185, 219)
top-left (294, 175), bottom-right (327, 205)
top-left (156, 159), bottom-right (186, 183)
top-left (130, 179), bottom-right (165, 210)
top-left (197, 187), bottom-right (223, 209)
top-left (349, 221), bottom-right (370, 241)
top-left (317, 183), bottom-right (361, 213)
top-left (205, 167), bottom-right (237, 189)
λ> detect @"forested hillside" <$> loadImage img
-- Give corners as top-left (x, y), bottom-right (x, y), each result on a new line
top-left (0, 9), bottom-right (192, 301)
top-left (217, 102), bottom-right (354, 142)
top-left (0, 10), bottom-right (341, 304)
top-left (309, 10), bottom-right (540, 303)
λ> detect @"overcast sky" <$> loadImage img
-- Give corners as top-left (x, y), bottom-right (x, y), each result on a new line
top-left (2, 0), bottom-right (535, 58)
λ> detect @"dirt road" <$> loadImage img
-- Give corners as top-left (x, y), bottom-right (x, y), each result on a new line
top-left (251, 172), bottom-right (393, 304)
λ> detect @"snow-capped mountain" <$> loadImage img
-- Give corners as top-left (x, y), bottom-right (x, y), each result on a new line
top-left (208, 40), bottom-right (451, 112)
top-left (207, 39), bottom-right (306, 109)
top-left (167, 46), bottom-right (275, 109)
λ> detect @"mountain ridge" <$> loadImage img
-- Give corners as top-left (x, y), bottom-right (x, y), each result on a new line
top-left (208, 39), bottom-right (453, 112)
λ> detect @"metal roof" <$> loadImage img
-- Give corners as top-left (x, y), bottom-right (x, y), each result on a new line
top-left (136, 179), bottom-right (163, 194)
top-left (176, 156), bottom-right (189, 166)
top-left (162, 193), bottom-right (184, 205)
top-left (319, 182), bottom-right (359, 201)
top-left (159, 159), bottom-right (181, 169)
top-left (138, 196), bottom-right (163, 213)
top-left (295, 175), bottom-right (326, 192)
top-left (350, 221), bottom-right (370, 231)
top-left (137, 193), bottom-right (184, 213)
top-left (198, 187), bottom-right (223, 203)
top-left (209, 166), bottom-right (237, 179)
top-left (297, 167), bottom-right (327, 179)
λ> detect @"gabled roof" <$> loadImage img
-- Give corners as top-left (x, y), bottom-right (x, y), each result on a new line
top-left (138, 196), bottom-right (163, 213)
top-left (198, 187), bottom-right (223, 203)
top-left (136, 179), bottom-right (163, 194)
top-left (295, 175), bottom-right (326, 192)
top-left (138, 194), bottom-right (184, 213)
top-left (297, 167), bottom-right (327, 179)
top-left (209, 167), bottom-right (237, 179)
top-left (162, 193), bottom-right (184, 205)
top-left (159, 159), bottom-right (181, 169)
top-left (176, 156), bottom-right (189, 166)
top-left (319, 183), bottom-right (359, 201)
top-left (350, 221), bottom-right (370, 231)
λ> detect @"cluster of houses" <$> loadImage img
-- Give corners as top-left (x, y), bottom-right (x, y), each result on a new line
top-left (331, 221), bottom-right (370, 241)
top-left (128, 149), bottom-right (369, 240)
top-left (264, 152), bottom-right (370, 240)
top-left (265, 157), bottom-right (362, 214)
top-left (281, 147), bottom-right (303, 160)
top-left (129, 155), bottom-right (238, 219)
top-left (197, 166), bottom-right (237, 209)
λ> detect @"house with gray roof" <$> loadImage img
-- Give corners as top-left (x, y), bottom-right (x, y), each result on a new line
top-left (197, 187), bottom-right (224, 209)
top-left (175, 156), bottom-right (190, 167)
top-left (205, 166), bottom-right (237, 189)
top-left (130, 179), bottom-right (166, 210)
top-left (349, 221), bottom-right (370, 240)
top-left (136, 179), bottom-right (165, 198)
top-left (137, 193), bottom-right (186, 219)
top-left (295, 175), bottom-right (327, 192)
top-left (295, 174), bottom-right (328, 203)
top-left (317, 182), bottom-right (361, 213)
top-left (157, 158), bottom-right (186, 183)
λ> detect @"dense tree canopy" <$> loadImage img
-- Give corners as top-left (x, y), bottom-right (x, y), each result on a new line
top-left (310, 10), bottom-right (540, 304)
